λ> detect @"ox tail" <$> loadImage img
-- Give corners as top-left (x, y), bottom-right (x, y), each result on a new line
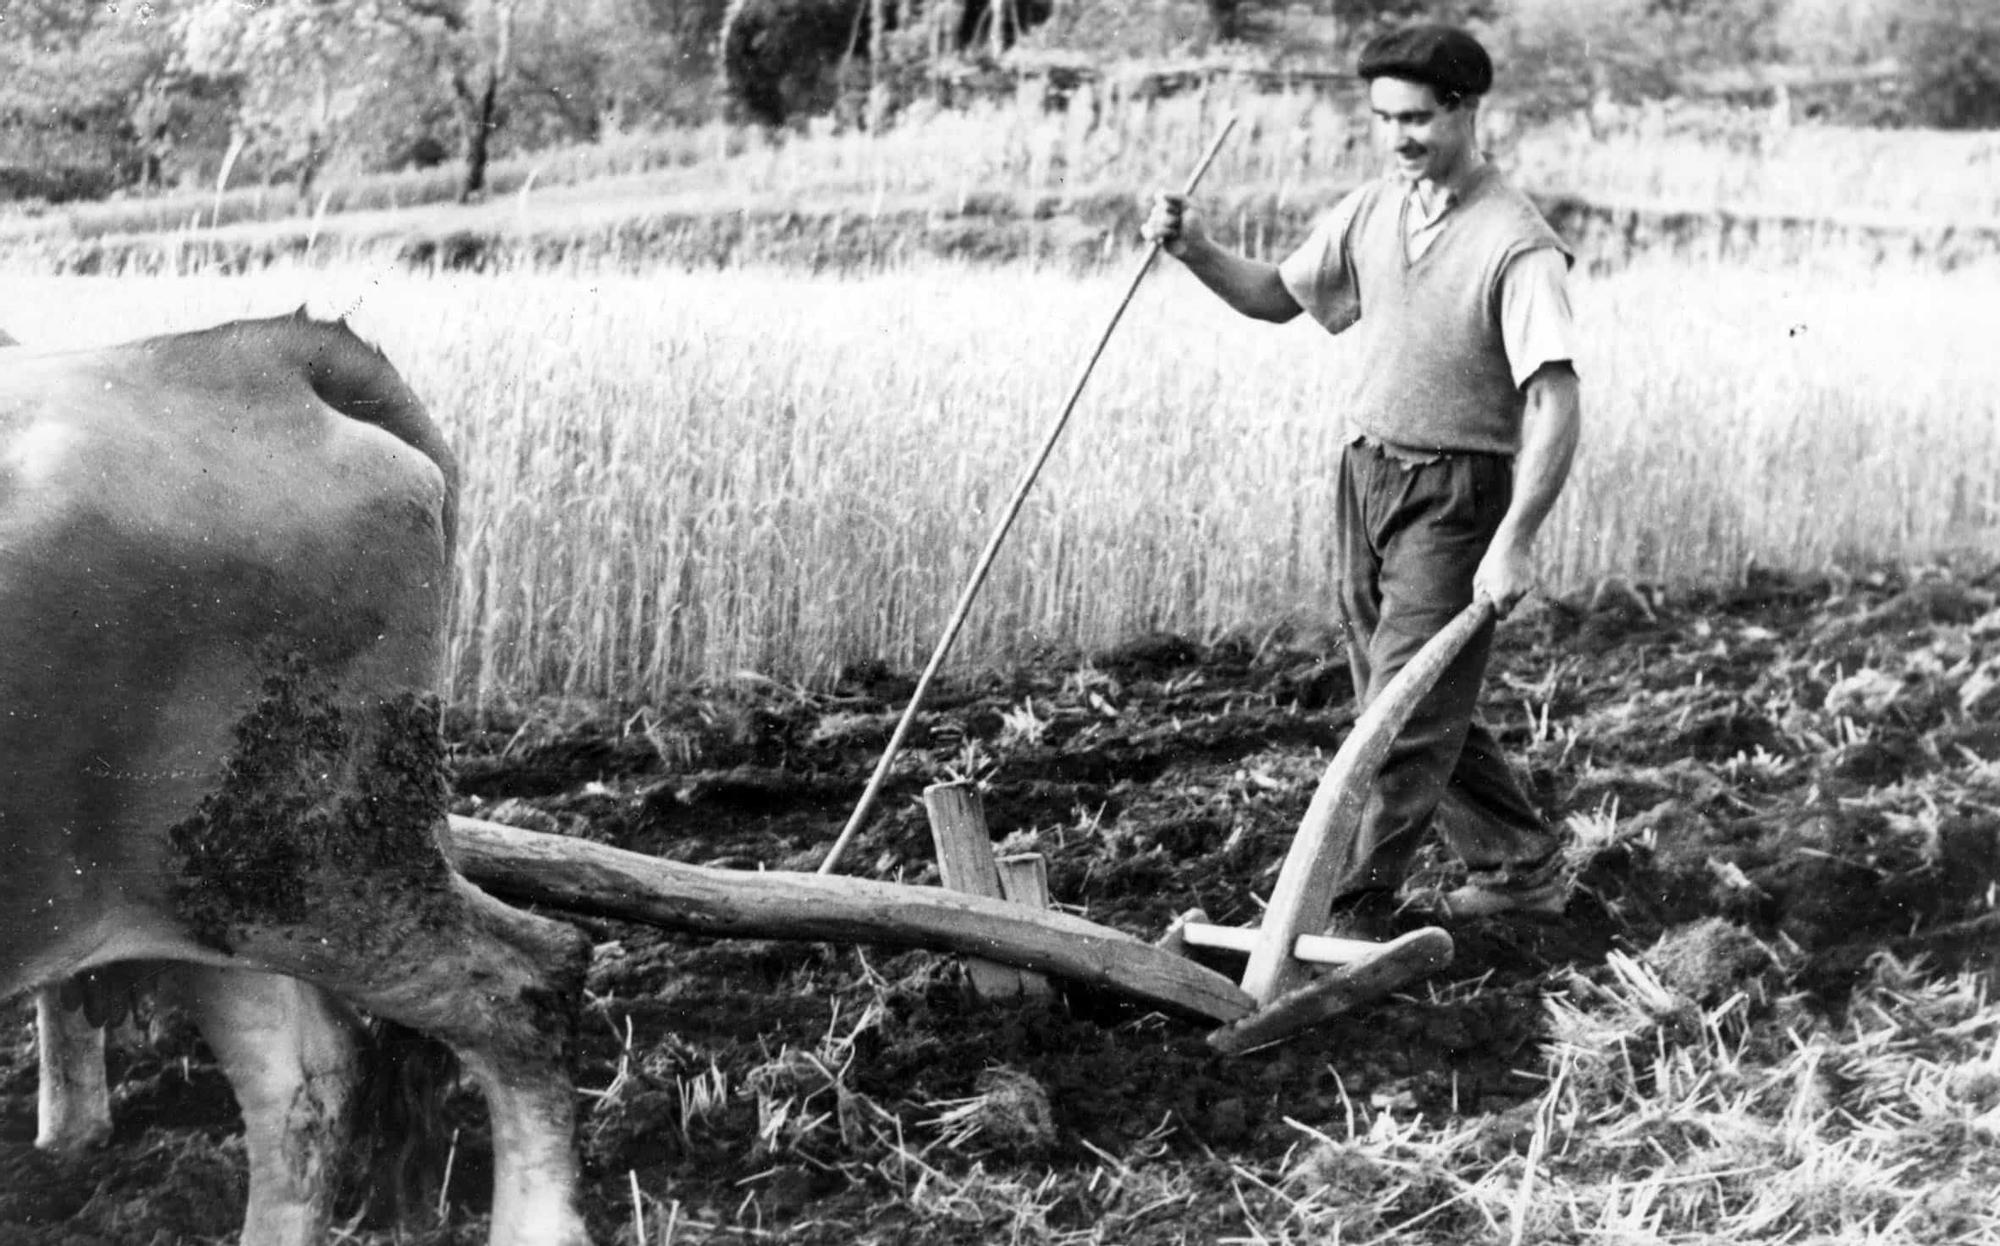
top-left (153, 311), bottom-right (461, 551)
top-left (281, 309), bottom-right (461, 553)
top-left (346, 1018), bottom-right (464, 1229)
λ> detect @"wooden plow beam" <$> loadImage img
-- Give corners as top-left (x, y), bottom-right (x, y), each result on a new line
top-left (1202, 597), bottom-right (1497, 1054)
top-left (447, 816), bottom-right (1253, 1025)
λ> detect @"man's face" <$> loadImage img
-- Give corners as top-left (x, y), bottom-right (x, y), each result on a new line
top-left (1368, 76), bottom-right (1474, 184)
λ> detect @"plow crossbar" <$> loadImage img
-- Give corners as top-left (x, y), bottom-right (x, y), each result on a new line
top-left (1178, 921), bottom-right (1400, 966)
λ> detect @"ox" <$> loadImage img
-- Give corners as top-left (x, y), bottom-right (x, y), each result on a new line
top-left (0, 313), bottom-right (590, 1246)
top-left (0, 325), bottom-right (109, 1157)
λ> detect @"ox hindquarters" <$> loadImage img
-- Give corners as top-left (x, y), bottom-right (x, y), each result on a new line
top-left (0, 313), bottom-right (593, 1246)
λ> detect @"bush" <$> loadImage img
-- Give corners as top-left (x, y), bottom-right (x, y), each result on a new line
top-left (719, 0), bottom-right (876, 126)
top-left (0, 162), bottom-right (124, 204)
top-left (718, 0), bottom-right (1056, 126)
top-left (1896, 0), bottom-right (2000, 129)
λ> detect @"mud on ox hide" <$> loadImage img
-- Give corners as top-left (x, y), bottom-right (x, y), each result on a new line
top-left (0, 313), bottom-right (592, 1246)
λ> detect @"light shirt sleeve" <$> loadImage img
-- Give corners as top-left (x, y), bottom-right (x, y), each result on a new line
top-left (1277, 187), bottom-right (1367, 336)
top-left (1498, 246), bottom-right (1578, 388)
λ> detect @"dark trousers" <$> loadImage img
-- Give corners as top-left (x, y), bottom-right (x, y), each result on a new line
top-left (1326, 440), bottom-right (1559, 900)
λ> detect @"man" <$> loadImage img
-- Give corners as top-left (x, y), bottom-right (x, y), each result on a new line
top-left (1142, 24), bottom-right (1581, 934)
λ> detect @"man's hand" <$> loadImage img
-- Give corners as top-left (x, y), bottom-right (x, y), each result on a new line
top-left (1141, 192), bottom-right (1206, 259)
top-left (1473, 536), bottom-right (1537, 618)
top-left (1477, 364), bottom-right (1581, 619)
top-left (1140, 195), bottom-right (1301, 322)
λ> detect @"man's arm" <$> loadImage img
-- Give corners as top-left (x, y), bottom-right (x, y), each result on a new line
top-left (1142, 193), bottom-right (1302, 323)
top-left (1475, 362), bottom-right (1580, 615)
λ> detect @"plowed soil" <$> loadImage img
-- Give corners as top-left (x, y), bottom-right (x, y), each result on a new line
top-left (5, 563), bottom-right (1999, 1244)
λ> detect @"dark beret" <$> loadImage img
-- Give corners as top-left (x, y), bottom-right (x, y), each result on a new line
top-left (1357, 24), bottom-right (1494, 100)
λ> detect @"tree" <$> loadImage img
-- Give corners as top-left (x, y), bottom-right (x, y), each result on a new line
top-left (176, 0), bottom-right (642, 201)
top-left (176, 0), bottom-right (412, 198)
top-left (602, 0), bottom-right (737, 126)
top-left (0, 2), bottom-right (192, 200)
top-left (398, 0), bottom-right (692, 194)
top-left (419, 0), bottom-right (522, 200)
top-left (495, 0), bottom-right (695, 146)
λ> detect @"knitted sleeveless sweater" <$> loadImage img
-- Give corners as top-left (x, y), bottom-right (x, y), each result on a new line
top-left (1343, 166), bottom-right (1568, 455)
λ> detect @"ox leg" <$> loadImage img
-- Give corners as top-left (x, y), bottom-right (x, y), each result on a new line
top-left (313, 880), bottom-right (591, 1246)
top-left (431, 884), bottom-right (590, 1246)
top-left (33, 985), bottom-right (112, 1153)
top-left (179, 966), bottom-right (362, 1246)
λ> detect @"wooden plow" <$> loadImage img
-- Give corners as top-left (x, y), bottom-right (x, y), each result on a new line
top-left (450, 599), bottom-right (1499, 1055)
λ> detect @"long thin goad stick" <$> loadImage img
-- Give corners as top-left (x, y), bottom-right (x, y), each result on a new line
top-left (819, 114), bottom-right (1239, 876)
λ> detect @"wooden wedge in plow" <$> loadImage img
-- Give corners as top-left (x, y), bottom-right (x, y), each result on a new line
top-left (446, 815), bottom-right (1253, 1025)
top-left (1204, 597), bottom-right (1500, 1051)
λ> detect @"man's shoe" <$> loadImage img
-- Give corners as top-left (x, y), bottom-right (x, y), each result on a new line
top-left (1421, 874), bottom-right (1569, 922)
top-left (1322, 890), bottom-right (1419, 942)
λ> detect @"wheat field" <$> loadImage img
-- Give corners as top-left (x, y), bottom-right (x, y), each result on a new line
top-left (4, 248), bottom-right (1994, 705)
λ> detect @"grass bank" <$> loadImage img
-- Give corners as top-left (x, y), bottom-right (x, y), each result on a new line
top-left (7, 93), bottom-right (2000, 277)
